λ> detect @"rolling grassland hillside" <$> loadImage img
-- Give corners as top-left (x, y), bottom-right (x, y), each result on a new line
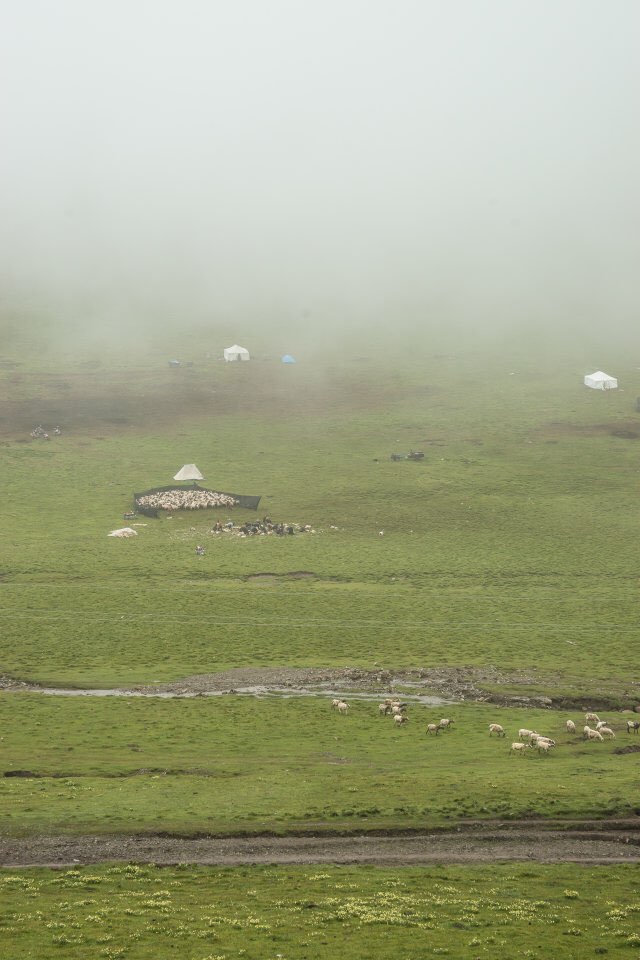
top-left (0, 325), bottom-right (639, 960)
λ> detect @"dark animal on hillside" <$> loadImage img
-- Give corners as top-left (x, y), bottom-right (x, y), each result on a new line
top-left (627, 720), bottom-right (640, 734)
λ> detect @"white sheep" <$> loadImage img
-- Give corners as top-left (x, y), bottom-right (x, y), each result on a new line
top-left (585, 712), bottom-right (600, 724)
top-left (583, 725), bottom-right (593, 738)
top-left (331, 699), bottom-right (341, 710)
top-left (426, 723), bottom-right (439, 736)
top-left (566, 720), bottom-right (576, 733)
top-left (598, 726), bottom-right (615, 739)
top-left (518, 728), bottom-right (536, 740)
top-left (393, 714), bottom-right (408, 725)
top-left (438, 718), bottom-right (454, 730)
top-left (336, 701), bottom-right (349, 714)
top-left (586, 728), bottom-right (604, 742)
top-left (510, 742), bottom-right (530, 755)
top-left (595, 721), bottom-right (608, 730)
top-left (489, 723), bottom-right (505, 737)
top-left (536, 740), bottom-right (554, 755)
top-left (626, 720), bottom-right (640, 734)
top-left (534, 737), bottom-right (555, 748)
top-left (378, 703), bottom-right (390, 716)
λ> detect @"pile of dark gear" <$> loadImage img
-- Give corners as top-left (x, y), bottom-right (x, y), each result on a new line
top-left (30, 425), bottom-right (62, 439)
top-left (211, 516), bottom-right (315, 537)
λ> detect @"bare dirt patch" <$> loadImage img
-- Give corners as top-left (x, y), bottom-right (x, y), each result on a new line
top-left (246, 571), bottom-right (317, 582)
top-left (129, 666), bottom-right (491, 700)
top-left (1, 821), bottom-right (639, 867)
top-left (541, 419), bottom-right (640, 441)
top-left (0, 665), bottom-right (633, 711)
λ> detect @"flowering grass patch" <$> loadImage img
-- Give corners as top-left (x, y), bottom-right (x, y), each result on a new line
top-left (0, 862), bottom-right (638, 959)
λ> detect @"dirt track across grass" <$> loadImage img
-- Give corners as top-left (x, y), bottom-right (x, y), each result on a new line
top-left (1, 821), bottom-right (639, 868)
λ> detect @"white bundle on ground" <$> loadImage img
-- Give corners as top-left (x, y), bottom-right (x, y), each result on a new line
top-left (136, 489), bottom-right (238, 510)
top-left (108, 527), bottom-right (138, 538)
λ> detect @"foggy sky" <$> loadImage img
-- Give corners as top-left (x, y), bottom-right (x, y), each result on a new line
top-left (1, 0), bottom-right (639, 334)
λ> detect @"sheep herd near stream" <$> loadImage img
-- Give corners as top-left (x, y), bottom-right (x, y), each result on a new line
top-left (330, 699), bottom-right (639, 757)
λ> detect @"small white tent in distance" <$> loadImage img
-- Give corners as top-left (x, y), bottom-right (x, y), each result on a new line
top-left (173, 464), bottom-right (204, 482)
top-left (223, 344), bottom-right (250, 362)
top-left (584, 371), bottom-right (618, 390)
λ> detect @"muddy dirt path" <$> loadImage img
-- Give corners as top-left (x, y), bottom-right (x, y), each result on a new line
top-left (1, 822), bottom-right (639, 868)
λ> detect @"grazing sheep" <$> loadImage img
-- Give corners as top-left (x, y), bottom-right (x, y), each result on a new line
top-left (336, 701), bottom-right (349, 714)
top-left (378, 703), bottom-right (391, 716)
top-left (566, 720), bottom-right (576, 733)
top-left (510, 742), bottom-right (530, 755)
top-left (331, 699), bottom-right (341, 710)
top-left (598, 726), bottom-right (615, 739)
top-left (626, 720), bottom-right (640, 734)
top-left (536, 740), bottom-right (554, 755)
top-left (595, 721), bottom-right (608, 731)
top-left (392, 704), bottom-right (407, 715)
top-left (426, 723), bottom-right (439, 736)
top-left (438, 718), bottom-right (454, 730)
top-left (586, 728), bottom-right (604, 742)
top-left (585, 712), bottom-right (600, 724)
top-left (518, 728), bottom-right (536, 741)
top-left (534, 736), bottom-right (555, 747)
top-left (583, 725), bottom-right (593, 738)
top-left (393, 714), bottom-right (409, 725)
top-left (489, 723), bottom-right (505, 737)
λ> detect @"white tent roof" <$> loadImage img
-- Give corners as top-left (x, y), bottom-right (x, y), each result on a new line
top-left (173, 464), bottom-right (204, 481)
top-left (584, 370), bottom-right (618, 389)
top-left (223, 344), bottom-right (250, 360)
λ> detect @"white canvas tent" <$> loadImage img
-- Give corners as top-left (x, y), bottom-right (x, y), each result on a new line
top-left (173, 464), bottom-right (204, 482)
top-left (223, 344), bottom-right (250, 362)
top-left (584, 371), bottom-right (618, 390)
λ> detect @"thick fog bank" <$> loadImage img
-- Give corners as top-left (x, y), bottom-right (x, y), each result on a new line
top-left (1, 1), bottom-right (639, 354)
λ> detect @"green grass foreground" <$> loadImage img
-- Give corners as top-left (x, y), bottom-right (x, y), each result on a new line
top-left (0, 862), bottom-right (639, 959)
top-left (0, 694), bottom-right (636, 835)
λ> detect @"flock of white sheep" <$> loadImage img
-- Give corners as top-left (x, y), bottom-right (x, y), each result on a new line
top-left (135, 489), bottom-right (238, 511)
top-left (330, 699), bottom-right (640, 755)
top-left (332, 697), bottom-right (454, 730)
top-left (481, 711), bottom-right (634, 755)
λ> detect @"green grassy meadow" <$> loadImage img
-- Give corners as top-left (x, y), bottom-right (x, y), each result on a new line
top-left (1, 324), bottom-right (639, 956)
top-left (0, 694), bottom-right (637, 835)
top-left (0, 324), bottom-right (639, 841)
top-left (1, 328), bottom-right (639, 690)
top-left (1, 862), bottom-right (639, 959)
